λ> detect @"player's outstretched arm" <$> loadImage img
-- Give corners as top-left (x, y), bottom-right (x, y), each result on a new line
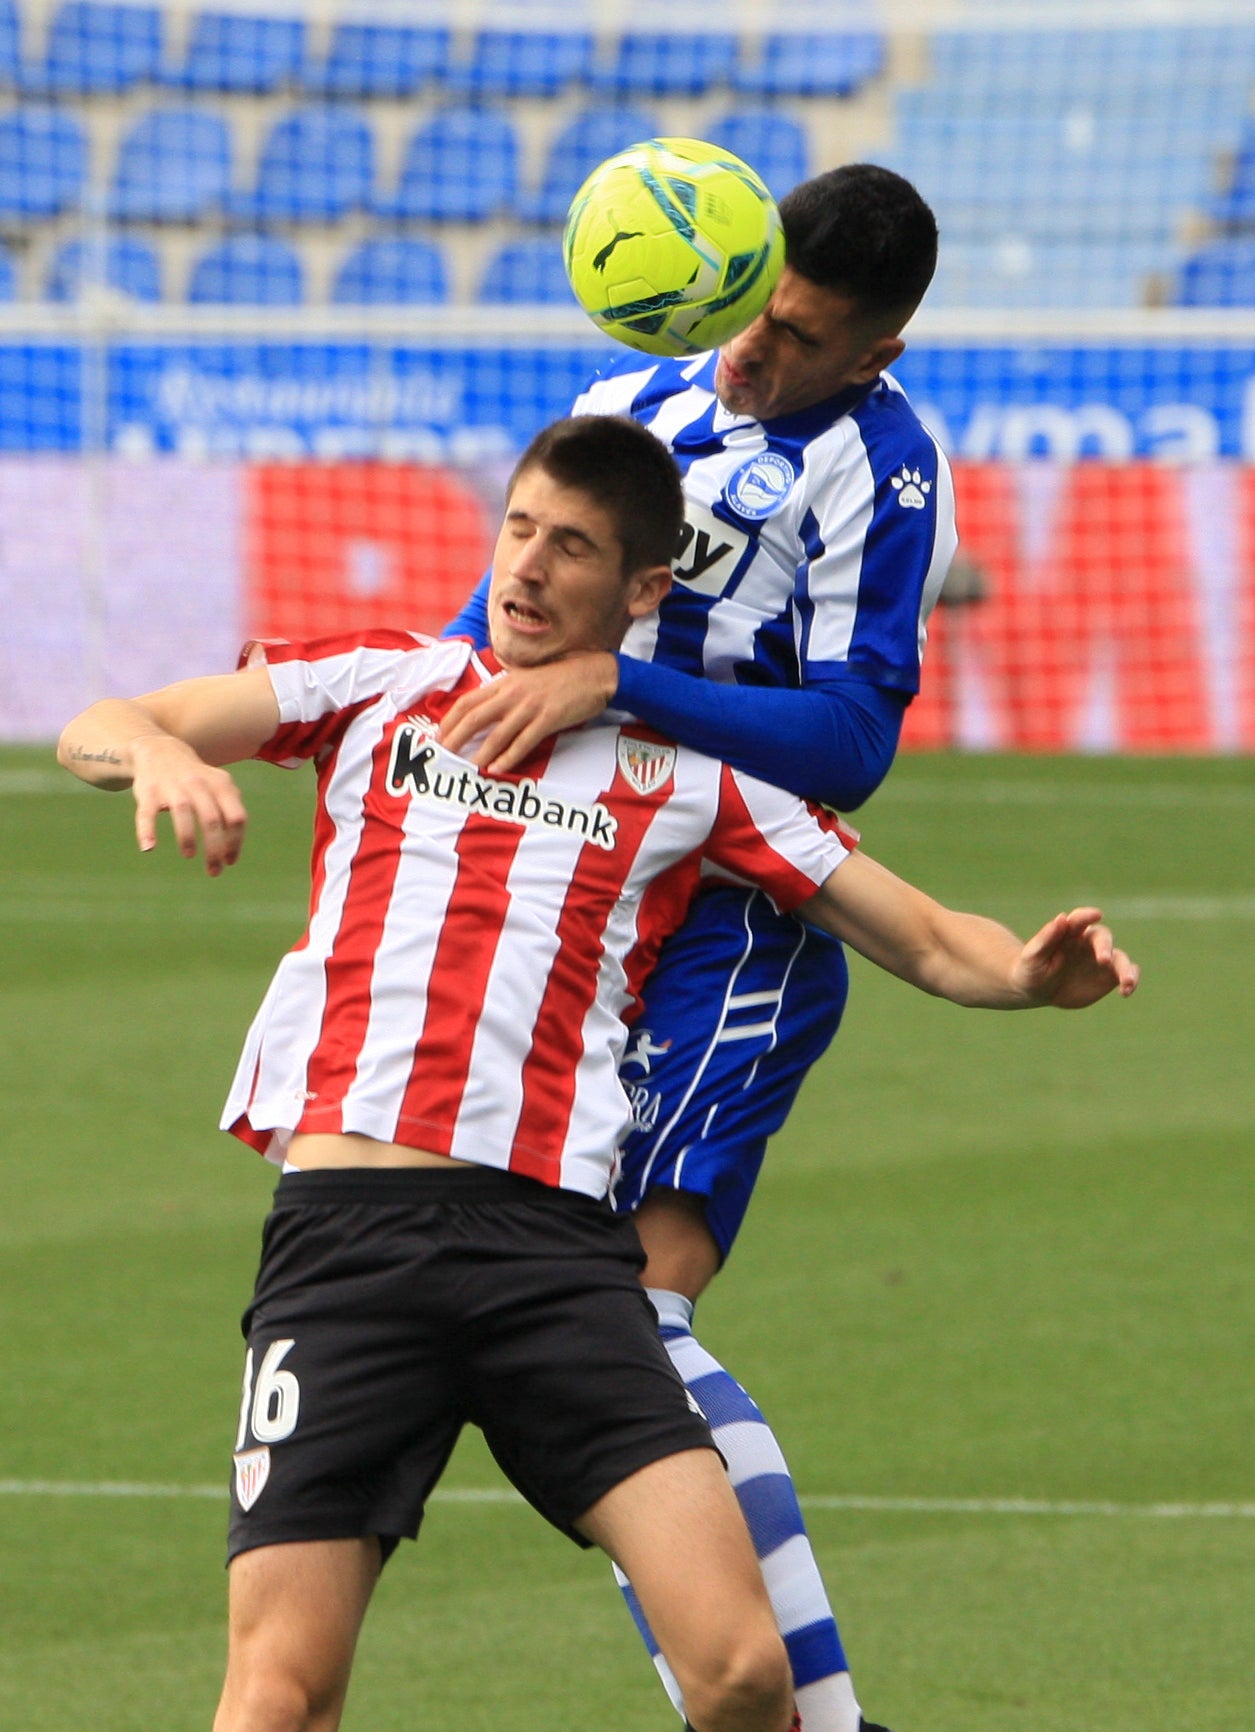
top-left (57, 667), bottom-right (279, 876)
top-left (800, 851), bottom-right (1139, 1010)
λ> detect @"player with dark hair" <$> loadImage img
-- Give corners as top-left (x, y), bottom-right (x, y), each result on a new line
top-left (439, 163), bottom-right (954, 1732)
top-left (59, 413), bottom-right (1134, 1732)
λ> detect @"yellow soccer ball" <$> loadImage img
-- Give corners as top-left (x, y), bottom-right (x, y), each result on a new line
top-left (563, 137), bottom-right (785, 358)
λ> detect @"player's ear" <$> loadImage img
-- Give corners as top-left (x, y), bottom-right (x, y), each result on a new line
top-left (626, 562), bottom-right (672, 620)
top-left (852, 332), bottom-right (906, 384)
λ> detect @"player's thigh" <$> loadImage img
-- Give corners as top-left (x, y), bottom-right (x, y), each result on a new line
top-left (218, 1538), bottom-right (380, 1724)
top-left (229, 1179), bottom-right (465, 1557)
top-left (616, 887), bottom-right (849, 1253)
top-left (577, 1449), bottom-right (783, 1679)
top-left (464, 1199), bottom-right (713, 1543)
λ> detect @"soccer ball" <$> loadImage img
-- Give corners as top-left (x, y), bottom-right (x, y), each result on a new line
top-left (563, 137), bottom-right (785, 358)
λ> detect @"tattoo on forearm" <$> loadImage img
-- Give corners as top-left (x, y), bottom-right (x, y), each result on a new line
top-left (68, 745), bottom-right (123, 766)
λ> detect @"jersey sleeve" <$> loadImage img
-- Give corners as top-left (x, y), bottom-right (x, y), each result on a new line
top-left (796, 392), bottom-right (958, 695)
top-left (240, 628), bottom-right (440, 766)
top-left (703, 766), bottom-right (859, 913)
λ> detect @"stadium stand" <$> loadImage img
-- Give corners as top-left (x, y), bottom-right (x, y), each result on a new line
top-left (373, 104), bottom-right (517, 223)
top-left (1208, 121), bottom-right (1255, 230)
top-left (331, 235), bottom-right (448, 305)
top-left (0, 0), bottom-right (18, 86)
top-left (224, 105), bottom-right (374, 224)
top-left (707, 108), bottom-right (810, 202)
top-left (108, 105), bottom-right (232, 222)
top-left (589, 31), bottom-right (739, 98)
top-left (731, 30), bottom-right (884, 98)
top-left (301, 21), bottom-right (449, 99)
top-left (0, 238), bottom-right (15, 297)
top-left (165, 9), bottom-right (306, 94)
top-left (477, 237), bottom-right (573, 305)
top-left (22, 0), bottom-right (163, 93)
top-left (445, 28), bottom-right (594, 99)
top-left (0, 105), bottom-right (87, 219)
top-left (187, 230), bottom-right (303, 302)
top-left (45, 232), bottom-right (162, 300)
top-left (0, 4), bottom-right (1244, 313)
top-left (1173, 237), bottom-right (1255, 306)
top-left (519, 103), bottom-right (657, 226)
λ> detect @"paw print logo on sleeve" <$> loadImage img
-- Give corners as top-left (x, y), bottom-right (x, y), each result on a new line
top-left (891, 465), bottom-right (932, 510)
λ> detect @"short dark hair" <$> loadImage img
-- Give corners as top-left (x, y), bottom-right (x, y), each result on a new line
top-left (780, 164), bottom-right (938, 324)
top-left (509, 415), bottom-right (684, 575)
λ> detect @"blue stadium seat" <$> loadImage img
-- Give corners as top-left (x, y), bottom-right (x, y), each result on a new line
top-left (1210, 125), bottom-right (1255, 229)
top-left (167, 10), bottom-right (305, 94)
top-left (707, 109), bottom-right (809, 202)
top-left (374, 105), bottom-right (517, 223)
top-left (478, 238), bottom-right (574, 304)
top-left (520, 104), bottom-right (656, 225)
top-left (302, 22), bottom-right (449, 98)
top-left (1174, 238), bottom-right (1255, 306)
top-left (187, 233), bottom-right (304, 303)
top-left (45, 234), bottom-right (162, 301)
top-left (926, 236), bottom-right (1170, 309)
top-left (225, 106), bottom-right (374, 224)
top-left (0, 106), bottom-right (87, 219)
top-left (591, 32), bottom-right (737, 97)
top-left (447, 30), bottom-right (593, 98)
top-left (332, 237), bottom-right (449, 305)
top-left (109, 106), bottom-right (231, 221)
top-left (0, 239), bottom-right (16, 298)
top-left (733, 31), bottom-right (884, 98)
top-left (0, 1), bottom-right (19, 87)
top-left (22, 2), bottom-right (163, 94)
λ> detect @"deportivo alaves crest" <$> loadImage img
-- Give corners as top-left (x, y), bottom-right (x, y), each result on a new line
top-left (387, 722), bottom-right (619, 850)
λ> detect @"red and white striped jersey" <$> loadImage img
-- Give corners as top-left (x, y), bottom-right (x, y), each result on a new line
top-left (222, 630), bottom-right (856, 1199)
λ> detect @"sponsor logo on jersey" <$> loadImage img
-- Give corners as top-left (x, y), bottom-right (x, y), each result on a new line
top-left (387, 724), bottom-right (618, 850)
top-left (671, 498), bottom-right (750, 597)
top-left (234, 1445), bottom-right (271, 1512)
top-left (891, 464), bottom-right (932, 510)
top-left (616, 735), bottom-right (677, 797)
top-left (722, 452), bottom-right (798, 522)
top-left (621, 1027), bottom-right (673, 1073)
top-left (625, 1082), bottom-right (661, 1135)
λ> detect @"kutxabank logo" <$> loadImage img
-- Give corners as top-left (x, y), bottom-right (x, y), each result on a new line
top-left (387, 724), bottom-right (618, 850)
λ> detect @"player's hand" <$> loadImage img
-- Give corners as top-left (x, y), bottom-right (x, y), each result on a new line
top-left (129, 734), bottom-right (248, 876)
top-left (437, 651), bottom-right (619, 774)
top-left (1012, 907), bottom-right (1139, 1008)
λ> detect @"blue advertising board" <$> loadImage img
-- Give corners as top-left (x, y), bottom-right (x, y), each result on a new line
top-left (1, 335), bottom-right (1254, 459)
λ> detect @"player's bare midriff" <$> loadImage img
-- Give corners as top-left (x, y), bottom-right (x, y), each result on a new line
top-left (287, 1132), bottom-right (476, 1170)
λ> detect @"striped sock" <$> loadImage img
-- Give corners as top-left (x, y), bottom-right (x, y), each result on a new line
top-left (614, 1291), bottom-right (862, 1732)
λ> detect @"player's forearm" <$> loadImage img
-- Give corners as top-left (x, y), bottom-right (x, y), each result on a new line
top-left (803, 854), bottom-right (1033, 1009)
top-left (903, 905), bottom-right (1033, 1008)
top-left (57, 698), bottom-right (173, 790)
top-left (612, 657), bottom-right (904, 807)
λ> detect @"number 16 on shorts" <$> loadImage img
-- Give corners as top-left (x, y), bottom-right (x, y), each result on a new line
top-left (233, 1340), bottom-right (301, 1510)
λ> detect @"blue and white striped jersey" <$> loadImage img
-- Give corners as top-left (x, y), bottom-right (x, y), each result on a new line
top-left (573, 349), bottom-right (957, 696)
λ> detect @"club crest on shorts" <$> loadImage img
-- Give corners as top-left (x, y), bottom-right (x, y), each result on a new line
top-left (617, 735), bottom-right (676, 796)
top-left (234, 1445), bottom-right (271, 1511)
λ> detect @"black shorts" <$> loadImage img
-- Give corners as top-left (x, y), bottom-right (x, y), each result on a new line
top-left (227, 1166), bottom-right (715, 1563)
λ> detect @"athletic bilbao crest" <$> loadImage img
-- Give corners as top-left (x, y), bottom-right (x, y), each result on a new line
top-left (233, 1446), bottom-right (271, 1511)
top-left (617, 735), bottom-right (676, 796)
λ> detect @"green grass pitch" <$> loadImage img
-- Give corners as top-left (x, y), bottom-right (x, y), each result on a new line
top-left (0, 744), bottom-right (1251, 1731)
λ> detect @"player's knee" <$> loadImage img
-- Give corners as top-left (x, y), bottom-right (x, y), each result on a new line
top-left (679, 1623), bottom-right (791, 1732)
top-left (217, 1662), bottom-right (344, 1732)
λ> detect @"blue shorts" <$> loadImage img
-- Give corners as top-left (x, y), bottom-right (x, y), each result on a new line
top-left (613, 884), bottom-right (849, 1262)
